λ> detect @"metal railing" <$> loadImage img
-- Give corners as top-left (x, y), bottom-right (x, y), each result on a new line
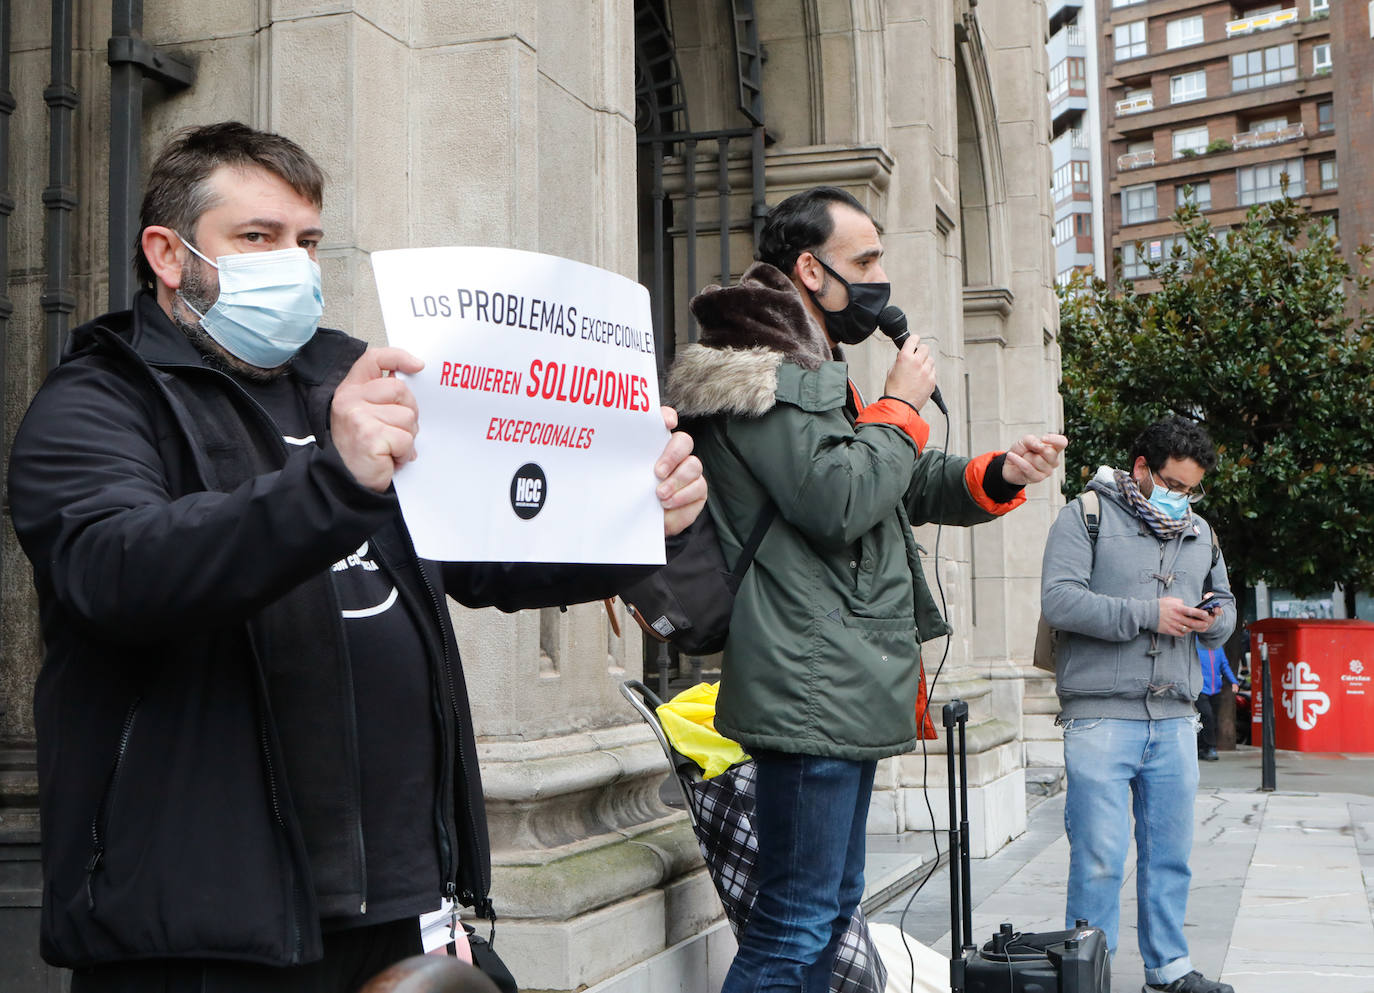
top-left (1115, 93), bottom-right (1154, 115)
top-left (1118, 148), bottom-right (1156, 170)
top-left (1226, 7), bottom-right (1297, 36)
top-left (1232, 121), bottom-right (1304, 150)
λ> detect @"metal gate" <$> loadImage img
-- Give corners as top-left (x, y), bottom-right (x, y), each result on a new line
top-left (0, 5), bottom-right (194, 989)
top-left (634, 0), bottom-right (770, 695)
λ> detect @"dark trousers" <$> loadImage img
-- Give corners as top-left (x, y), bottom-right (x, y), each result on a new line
top-left (70, 917), bottom-right (423, 993)
top-left (1196, 692), bottom-right (1221, 752)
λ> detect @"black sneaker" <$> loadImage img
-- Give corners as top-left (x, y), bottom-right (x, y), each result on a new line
top-left (1200, 748), bottom-right (1219, 761)
top-left (1144, 971), bottom-right (1235, 993)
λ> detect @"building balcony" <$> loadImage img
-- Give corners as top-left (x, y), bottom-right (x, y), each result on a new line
top-left (1115, 93), bottom-right (1154, 116)
top-left (1118, 148), bottom-right (1156, 170)
top-left (1232, 121), bottom-right (1304, 150)
top-left (1226, 7), bottom-right (1298, 37)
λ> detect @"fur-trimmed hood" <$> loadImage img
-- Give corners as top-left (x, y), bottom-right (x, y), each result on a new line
top-left (665, 262), bottom-right (833, 419)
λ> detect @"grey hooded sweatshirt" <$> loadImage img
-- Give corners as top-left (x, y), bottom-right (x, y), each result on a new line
top-left (1041, 466), bottom-right (1236, 721)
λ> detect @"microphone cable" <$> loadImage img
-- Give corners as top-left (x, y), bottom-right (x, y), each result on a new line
top-left (874, 305), bottom-right (959, 992)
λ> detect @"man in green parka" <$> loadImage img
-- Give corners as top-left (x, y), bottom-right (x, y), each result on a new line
top-left (665, 186), bottom-right (1066, 992)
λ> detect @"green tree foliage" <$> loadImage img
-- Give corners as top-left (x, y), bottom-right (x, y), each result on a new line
top-left (1057, 197), bottom-right (1374, 597)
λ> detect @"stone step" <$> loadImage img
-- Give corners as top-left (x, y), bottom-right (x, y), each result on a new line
top-left (1024, 765), bottom-right (1066, 798)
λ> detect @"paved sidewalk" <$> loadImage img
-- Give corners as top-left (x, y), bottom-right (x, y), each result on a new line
top-left (871, 750), bottom-right (1374, 992)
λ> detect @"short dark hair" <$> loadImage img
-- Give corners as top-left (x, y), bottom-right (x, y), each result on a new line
top-left (135, 122), bottom-right (325, 289)
top-left (755, 186), bottom-right (869, 275)
top-left (1130, 416), bottom-right (1218, 473)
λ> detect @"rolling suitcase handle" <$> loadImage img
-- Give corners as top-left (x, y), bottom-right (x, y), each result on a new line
top-left (943, 699), bottom-right (974, 993)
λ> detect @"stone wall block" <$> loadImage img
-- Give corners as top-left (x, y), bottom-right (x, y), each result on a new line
top-left (664, 867), bottom-right (723, 947)
top-left (409, 41), bottom-right (535, 249)
top-left (269, 0), bottom-right (408, 42)
top-left (352, 21), bottom-right (410, 249)
top-left (319, 248), bottom-right (386, 348)
top-left (537, 76), bottom-right (598, 264)
top-left (757, 36), bottom-right (814, 145)
top-left (270, 16), bottom-right (356, 240)
top-left (144, 1), bottom-right (260, 45)
top-left (884, 22), bottom-right (936, 129)
top-left (497, 888), bottom-right (666, 993)
top-left (535, 0), bottom-right (597, 108)
top-left (412, 0), bottom-right (535, 49)
top-left (141, 36), bottom-right (260, 155)
top-left (818, 33), bottom-right (858, 145)
top-left (991, 47), bottom-right (1039, 124)
top-left (10, 52), bottom-right (57, 271)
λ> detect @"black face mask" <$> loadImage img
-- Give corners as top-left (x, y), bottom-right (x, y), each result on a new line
top-left (809, 258), bottom-right (891, 345)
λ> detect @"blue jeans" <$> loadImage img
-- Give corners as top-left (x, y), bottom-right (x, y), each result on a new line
top-left (1063, 716), bottom-right (1199, 987)
top-left (721, 750), bottom-right (878, 993)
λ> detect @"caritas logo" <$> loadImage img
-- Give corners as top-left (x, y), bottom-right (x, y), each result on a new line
top-left (1341, 658), bottom-right (1370, 695)
top-left (1281, 661), bottom-right (1330, 730)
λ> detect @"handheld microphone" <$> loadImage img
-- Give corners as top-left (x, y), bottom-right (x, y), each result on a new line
top-left (877, 305), bottom-right (947, 415)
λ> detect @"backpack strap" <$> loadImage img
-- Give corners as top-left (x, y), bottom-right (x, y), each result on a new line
top-left (1078, 490), bottom-right (1101, 568)
top-left (731, 503), bottom-right (778, 582)
top-left (712, 418), bottom-right (776, 583)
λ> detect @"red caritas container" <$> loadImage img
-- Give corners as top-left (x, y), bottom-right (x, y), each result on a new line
top-left (1250, 619), bottom-right (1374, 752)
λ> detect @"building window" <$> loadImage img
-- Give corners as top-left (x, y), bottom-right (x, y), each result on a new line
top-left (1313, 44), bottom-right (1332, 74)
top-left (1055, 216), bottom-right (1074, 245)
top-left (1311, 0), bottom-right (1329, 15)
top-left (1115, 20), bottom-right (1148, 60)
top-left (1320, 158), bottom-right (1338, 190)
top-left (1318, 101), bottom-right (1334, 132)
top-left (1231, 44), bottom-right (1297, 91)
top-left (1170, 70), bottom-right (1207, 103)
top-left (1177, 182), bottom-right (1212, 211)
top-left (1076, 214), bottom-right (1092, 238)
top-left (1237, 159), bottom-right (1305, 205)
top-left (1173, 126), bottom-right (1209, 157)
top-left (1122, 235), bottom-right (1194, 279)
top-left (1167, 16), bottom-right (1204, 49)
top-left (1049, 58), bottom-right (1086, 103)
top-left (1112, 0), bottom-right (1146, 6)
top-left (1123, 184), bottom-right (1158, 225)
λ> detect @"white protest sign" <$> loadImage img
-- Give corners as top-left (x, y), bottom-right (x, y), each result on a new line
top-left (371, 246), bottom-right (667, 563)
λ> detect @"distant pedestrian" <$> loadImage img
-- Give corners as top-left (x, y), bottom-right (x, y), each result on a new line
top-left (1195, 642), bottom-right (1239, 761)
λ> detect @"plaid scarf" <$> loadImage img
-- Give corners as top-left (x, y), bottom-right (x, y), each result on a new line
top-left (1114, 468), bottom-right (1191, 540)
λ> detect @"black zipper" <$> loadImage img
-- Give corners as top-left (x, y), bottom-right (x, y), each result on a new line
top-left (155, 358), bottom-right (370, 936)
top-left (197, 361), bottom-right (370, 915)
top-left (87, 698), bottom-right (141, 912)
top-left (397, 531), bottom-right (482, 911)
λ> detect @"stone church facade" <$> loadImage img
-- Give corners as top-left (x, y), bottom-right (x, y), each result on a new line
top-left (0, 2), bottom-right (1062, 990)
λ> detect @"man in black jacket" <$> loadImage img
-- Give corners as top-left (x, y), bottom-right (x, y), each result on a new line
top-left (7, 121), bottom-right (705, 993)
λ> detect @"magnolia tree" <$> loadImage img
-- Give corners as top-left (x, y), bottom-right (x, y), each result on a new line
top-left (1057, 197), bottom-right (1374, 605)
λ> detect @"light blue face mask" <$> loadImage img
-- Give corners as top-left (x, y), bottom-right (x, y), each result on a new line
top-left (1147, 471), bottom-right (1192, 519)
top-left (176, 234), bottom-right (323, 369)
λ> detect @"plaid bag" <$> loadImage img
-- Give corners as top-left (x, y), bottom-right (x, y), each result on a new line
top-left (688, 760), bottom-right (888, 993)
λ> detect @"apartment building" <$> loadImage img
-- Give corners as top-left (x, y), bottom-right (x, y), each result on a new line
top-left (1099, 0), bottom-right (1352, 286)
top-left (1049, 0), bottom-right (1106, 284)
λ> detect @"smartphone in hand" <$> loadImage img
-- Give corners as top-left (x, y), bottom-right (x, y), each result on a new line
top-left (1195, 592), bottom-right (1234, 612)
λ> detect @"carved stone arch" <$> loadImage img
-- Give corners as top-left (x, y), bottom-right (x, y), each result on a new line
top-left (800, 0), bottom-right (886, 146)
top-left (954, 12), bottom-right (1013, 317)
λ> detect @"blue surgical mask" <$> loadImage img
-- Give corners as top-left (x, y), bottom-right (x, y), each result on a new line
top-left (176, 234), bottom-right (323, 368)
top-left (1147, 472), bottom-right (1191, 519)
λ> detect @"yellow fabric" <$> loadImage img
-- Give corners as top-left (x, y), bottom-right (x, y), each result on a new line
top-left (656, 682), bottom-right (749, 779)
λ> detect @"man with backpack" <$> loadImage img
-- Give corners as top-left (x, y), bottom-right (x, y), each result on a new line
top-left (665, 185), bottom-right (1066, 992)
top-left (1041, 417), bottom-right (1236, 993)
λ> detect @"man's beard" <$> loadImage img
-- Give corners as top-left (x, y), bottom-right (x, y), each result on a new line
top-left (172, 258), bottom-right (291, 383)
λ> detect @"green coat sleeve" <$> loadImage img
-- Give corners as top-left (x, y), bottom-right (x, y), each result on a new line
top-left (903, 448), bottom-right (999, 528)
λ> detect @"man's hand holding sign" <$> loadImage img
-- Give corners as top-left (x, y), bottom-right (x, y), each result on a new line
top-left (370, 247), bottom-right (703, 558)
